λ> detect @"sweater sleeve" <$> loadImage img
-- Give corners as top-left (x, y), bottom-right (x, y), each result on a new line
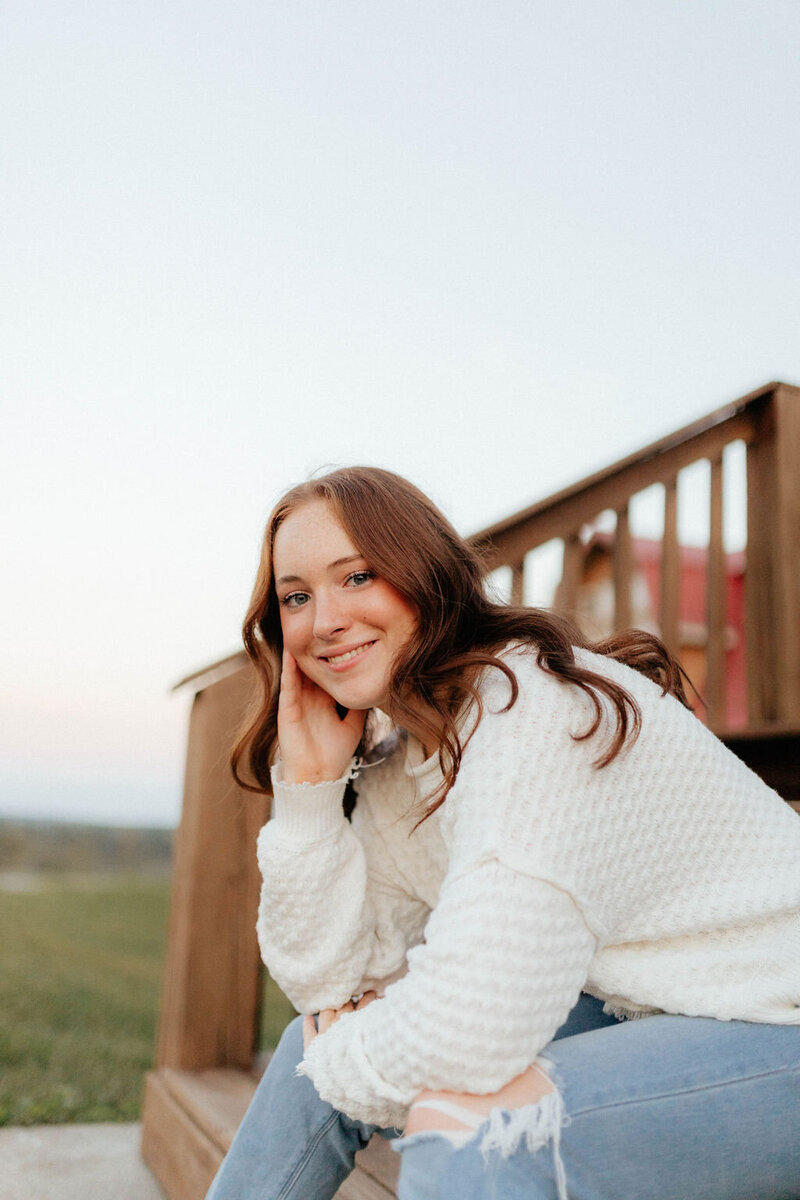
top-left (298, 860), bottom-right (597, 1128)
top-left (256, 769), bottom-right (431, 1014)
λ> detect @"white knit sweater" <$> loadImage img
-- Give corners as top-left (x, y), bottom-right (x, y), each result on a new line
top-left (256, 646), bottom-right (800, 1128)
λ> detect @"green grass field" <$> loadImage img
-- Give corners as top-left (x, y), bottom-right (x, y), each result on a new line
top-left (0, 877), bottom-right (295, 1126)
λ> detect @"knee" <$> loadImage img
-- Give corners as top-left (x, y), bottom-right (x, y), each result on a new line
top-left (406, 1063), bottom-right (554, 1136)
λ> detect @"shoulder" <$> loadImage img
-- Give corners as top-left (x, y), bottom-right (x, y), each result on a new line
top-left (480, 639), bottom-right (687, 711)
top-left (462, 643), bottom-right (591, 766)
top-left (475, 641), bottom-right (587, 716)
top-left (469, 638), bottom-right (701, 762)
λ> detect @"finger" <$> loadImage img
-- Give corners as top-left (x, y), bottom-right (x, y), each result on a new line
top-left (279, 649), bottom-right (299, 705)
top-left (355, 991), bottom-right (378, 1010)
top-left (317, 1008), bottom-right (337, 1035)
top-left (302, 1014), bottom-right (317, 1050)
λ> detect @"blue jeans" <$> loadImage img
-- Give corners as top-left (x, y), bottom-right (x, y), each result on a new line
top-left (206, 996), bottom-right (800, 1200)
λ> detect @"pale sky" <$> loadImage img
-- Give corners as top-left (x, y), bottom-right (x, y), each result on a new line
top-left (2, 1), bottom-right (799, 827)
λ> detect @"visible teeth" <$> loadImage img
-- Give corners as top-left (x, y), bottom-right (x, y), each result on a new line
top-left (326, 643), bottom-right (372, 664)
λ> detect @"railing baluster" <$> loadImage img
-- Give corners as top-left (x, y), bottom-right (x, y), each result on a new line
top-left (661, 477), bottom-right (680, 656)
top-left (745, 383), bottom-right (800, 726)
top-left (613, 504), bottom-right (633, 630)
top-left (707, 454), bottom-right (726, 730)
top-left (560, 534), bottom-right (583, 619)
top-left (510, 559), bottom-right (525, 606)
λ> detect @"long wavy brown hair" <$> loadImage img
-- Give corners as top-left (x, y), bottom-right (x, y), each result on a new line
top-left (231, 466), bottom-right (691, 818)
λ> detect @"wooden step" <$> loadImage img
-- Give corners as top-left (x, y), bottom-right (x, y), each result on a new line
top-left (141, 1067), bottom-right (399, 1200)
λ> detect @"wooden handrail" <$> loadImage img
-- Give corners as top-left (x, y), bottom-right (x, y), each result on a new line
top-left (470, 382), bottom-right (776, 566)
top-left (469, 381), bottom-right (800, 736)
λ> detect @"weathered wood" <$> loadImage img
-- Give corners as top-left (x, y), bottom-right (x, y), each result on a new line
top-left (706, 454), bottom-right (726, 731)
top-left (142, 1067), bottom-right (397, 1200)
top-left (155, 665), bottom-right (267, 1071)
top-left (660, 477), bottom-right (680, 656)
top-left (351, 1134), bottom-right (401, 1193)
top-left (141, 1072), bottom-right (224, 1200)
top-left (613, 504), bottom-right (633, 630)
top-left (745, 384), bottom-right (800, 726)
top-left (472, 389), bottom-right (769, 569)
top-left (557, 534), bottom-right (583, 619)
top-left (510, 559), bottom-right (525, 606)
top-left (335, 1156), bottom-right (397, 1200)
top-left (160, 1067), bottom-right (258, 1152)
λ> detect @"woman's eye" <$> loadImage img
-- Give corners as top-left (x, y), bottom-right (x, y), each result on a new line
top-left (281, 591), bottom-right (309, 608)
top-left (346, 570), bottom-right (375, 587)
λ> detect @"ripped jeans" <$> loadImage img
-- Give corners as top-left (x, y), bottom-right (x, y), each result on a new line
top-left (205, 995), bottom-right (800, 1200)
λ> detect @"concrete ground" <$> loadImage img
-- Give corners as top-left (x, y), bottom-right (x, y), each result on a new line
top-left (0, 1123), bottom-right (165, 1200)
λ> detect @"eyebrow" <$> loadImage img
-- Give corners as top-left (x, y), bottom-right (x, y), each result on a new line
top-left (276, 554), bottom-right (365, 587)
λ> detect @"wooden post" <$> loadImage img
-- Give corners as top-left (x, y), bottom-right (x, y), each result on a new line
top-left (510, 559), bottom-right (525, 606)
top-left (156, 665), bottom-right (268, 1071)
top-left (745, 384), bottom-right (800, 726)
top-left (706, 454), bottom-right (726, 731)
top-left (558, 533), bottom-right (583, 618)
top-left (661, 476), bottom-right (680, 657)
top-left (613, 504), bottom-right (633, 631)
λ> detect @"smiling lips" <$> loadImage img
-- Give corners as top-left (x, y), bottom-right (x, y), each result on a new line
top-left (321, 640), bottom-right (377, 668)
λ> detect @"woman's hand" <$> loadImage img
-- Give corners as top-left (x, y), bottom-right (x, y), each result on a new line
top-left (302, 991), bottom-right (378, 1050)
top-left (404, 1064), bottom-right (553, 1136)
top-left (278, 649), bottom-right (366, 784)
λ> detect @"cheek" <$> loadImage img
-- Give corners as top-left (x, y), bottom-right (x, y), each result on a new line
top-left (388, 597), bottom-right (418, 645)
top-left (279, 613), bottom-right (309, 656)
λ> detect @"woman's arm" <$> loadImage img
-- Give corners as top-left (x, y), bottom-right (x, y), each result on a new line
top-left (296, 860), bottom-right (597, 1129)
top-left (256, 649), bottom-right (431, 1011)
top-left (256, 765), bottom-right (431, 1013)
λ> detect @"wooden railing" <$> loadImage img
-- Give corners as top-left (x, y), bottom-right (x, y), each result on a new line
top-left (471, 381), bottom-right (800, 736)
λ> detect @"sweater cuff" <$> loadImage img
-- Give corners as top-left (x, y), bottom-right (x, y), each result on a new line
top-left (269, 763), bottom-right (351, 842)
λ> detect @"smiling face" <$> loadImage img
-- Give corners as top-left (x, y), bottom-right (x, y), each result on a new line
top-left (271, 500), bottom-right (418, 711)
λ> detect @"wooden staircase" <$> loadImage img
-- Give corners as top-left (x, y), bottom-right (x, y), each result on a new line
top-left (141, 381), bottom-right (800, 1198)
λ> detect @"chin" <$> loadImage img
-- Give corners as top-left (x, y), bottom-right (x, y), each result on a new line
top-left (335, 691), bottom-right (383, 712)
top-left (328, 681), bottom-right (387, 712)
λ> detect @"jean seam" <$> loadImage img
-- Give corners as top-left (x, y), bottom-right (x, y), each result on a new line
top-left (569, 1061), bottom-right (800, 1119)
top-left (274, 1110), bottom-right (342, 1200)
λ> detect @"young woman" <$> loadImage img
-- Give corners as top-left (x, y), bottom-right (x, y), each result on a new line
top-left (207, 467), bottom-right (800, 1200)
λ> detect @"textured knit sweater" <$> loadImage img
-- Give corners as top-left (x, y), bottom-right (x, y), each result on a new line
top-left (256, 646), bottom-right (800, 1129)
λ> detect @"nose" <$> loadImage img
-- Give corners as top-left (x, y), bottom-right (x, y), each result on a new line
top-left (312, 589), bottom-right (350, 640)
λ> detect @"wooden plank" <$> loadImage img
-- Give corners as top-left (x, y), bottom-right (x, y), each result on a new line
top-left (141, 1072), bottom-right (223, 1200)
top-left (612, 504), bottom-right (633, 630)
top-left (353, 1135), bottom-right (401, 1192)
top-left (335, 1142), bottom-right (398, 1200)
top-left (660, 477), bottom-right (679, 656)
top-left (156, 665), bottom-right (268, 1072)
top-left (471, 393), bottom-right (767, 570)
top-left (557, 534), bottom-right (583, 620)
top-left (509, 559), bottom-right (525, 606)
top-left (743, 384), bottom-right (800, 724)
top-left (334, 1171), bottom-right (395, 1200)
top-left (160, 1067), bottom-right (257, 1152)
top-left (744, 385), bottom-right (800, 725)
top-left (706, 454), bottom-right (726, 731)
top-left (771, 385), bottom-right (800, 720)
top-left (144, 1067), bottom-right (396, 1200)
top-left (746, 415), bottom-right (775, 723)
